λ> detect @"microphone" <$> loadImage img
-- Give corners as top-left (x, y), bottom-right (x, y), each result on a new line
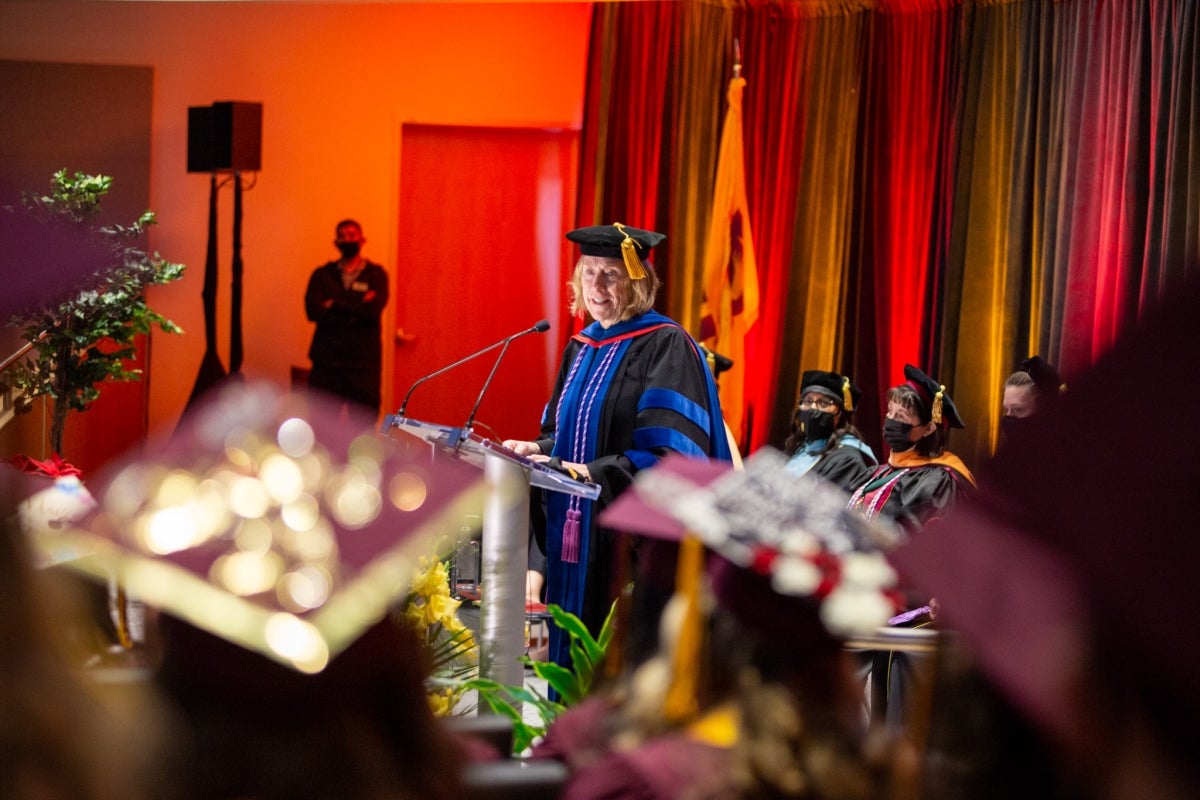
top-left (397, 319), bottom-right (550, 419)
top-left (464, 319), bottom-right (550, 431)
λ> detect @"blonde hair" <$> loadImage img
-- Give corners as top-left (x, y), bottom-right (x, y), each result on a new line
top-left (568, 256), bottom-right (660, 322)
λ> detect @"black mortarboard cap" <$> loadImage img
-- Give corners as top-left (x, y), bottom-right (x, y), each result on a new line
top-left (1019, 355), bottom-right (1066, 398)
top-left (698, 342), bottom-right (734, 377)
top-left (566, 222), bottom-right (665, 280)
top-left (903, 364), bottom-right (964, 428)
top-left (800, 369), bottom-right (862, 413)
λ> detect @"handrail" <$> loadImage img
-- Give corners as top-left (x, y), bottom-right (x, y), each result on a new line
top-left (0, 331), bottom-right (47, 374)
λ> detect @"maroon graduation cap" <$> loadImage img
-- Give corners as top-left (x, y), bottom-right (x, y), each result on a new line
top-left (601, 449), bottom-right (904, 639)
top-left (57, 380), bottom-right (489, 673)
top-left (891, 278), bottom-right (1200, 745)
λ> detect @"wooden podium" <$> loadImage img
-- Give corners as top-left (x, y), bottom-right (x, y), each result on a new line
top-left (383, 414), bottom-right (599, 690)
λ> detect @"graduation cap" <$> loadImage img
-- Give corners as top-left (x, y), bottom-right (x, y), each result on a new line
top-left (8, 454), bottom-right (98, 567)
top-left (903, 364), bottom-right (965, 428)
top-left (54, 380), bottom-right (489, 673)
top-left (1018, 355), bottom-right (1066, 398)
top-left (892, 279), bottom-right (1200, 750)
top-left (698, 342), bottom-right (734, 377)
top-left (800, 369), bottom-right (862, 413)
top-left (601, 449), bottom-right (904, 720)
top-left (566, 222), bottom-right (665, 280)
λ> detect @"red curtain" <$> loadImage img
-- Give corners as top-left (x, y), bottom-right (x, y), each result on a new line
top-left (579, 0), bottom-right (1200, 468)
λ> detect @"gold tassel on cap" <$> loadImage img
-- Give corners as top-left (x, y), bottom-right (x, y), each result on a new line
top-left (932, 385), bottom-right (945, 425)
top-left (663, 534), bottom-right (704, 724)
top-left (614, 222), bottom-right (648, 281)
top-left (841, 377), bottom-right (854, 411)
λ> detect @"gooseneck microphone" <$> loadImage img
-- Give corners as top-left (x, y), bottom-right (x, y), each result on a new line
top-left (397, 320), bottom-right (551, 420)
top-left (463, 319), bottom-right (551, 431)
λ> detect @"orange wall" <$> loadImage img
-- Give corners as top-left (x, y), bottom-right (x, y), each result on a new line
top-left (0, 1), bottom-right (591, 435)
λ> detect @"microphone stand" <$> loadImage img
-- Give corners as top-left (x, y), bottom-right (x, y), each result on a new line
top-left (463, 338), bottom-right (514, 432)
top-left (396, 320), bottom-right (550, 421)
top-left (398, 340), bottom-right (505, 418)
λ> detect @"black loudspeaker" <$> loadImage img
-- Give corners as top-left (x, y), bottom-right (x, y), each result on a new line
top-left (187, 101), bottom-right (263, 173)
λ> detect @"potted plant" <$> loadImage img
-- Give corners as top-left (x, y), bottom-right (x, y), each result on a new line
top-left (5, 169), bottom-right (185, 455)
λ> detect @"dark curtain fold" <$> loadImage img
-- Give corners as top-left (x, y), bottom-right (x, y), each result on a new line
top-left (855, 1), bottom-right (963, 448)
top-left (737, 1), bottom-right (814, 448)
top-left (1141, 0), bottom-right (1200, 300)
top-left (580, 0), bottom-right (1200, 468)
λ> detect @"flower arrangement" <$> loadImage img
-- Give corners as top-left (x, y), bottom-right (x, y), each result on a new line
top-left (399, 552), bottom-right (478, 718)
top-left (400, 544), bottom-right (617, 751)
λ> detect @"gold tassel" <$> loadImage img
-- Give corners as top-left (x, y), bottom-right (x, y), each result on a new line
top-left (664, 534), bottom-right (704, 724)
top-left (614, 222), bottom-right (648, 280)
top-left (841, 377), bottom-right (854, 411)
top-left (932, 385), bottom-right (945, 425)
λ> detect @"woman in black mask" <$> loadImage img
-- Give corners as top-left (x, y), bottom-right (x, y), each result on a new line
top-left (846, 364), bottom-right (975, 533)
top-left (782, 369), bottom-right (877, 491)
top-left (1001, 355), bottom-right (1065, 442)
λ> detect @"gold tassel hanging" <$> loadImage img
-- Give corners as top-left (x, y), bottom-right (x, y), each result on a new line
top-left (841, 377), bottom-right (854, 411)
top-left (932, 385), bottom-right (945, 425)
top-left (663, 534), bottom-right (704, 724)
top-left (614, 222), bottom-right (648, 280)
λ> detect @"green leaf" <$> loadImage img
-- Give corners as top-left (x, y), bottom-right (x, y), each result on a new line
top-left (547, 603), bottom-right (605, 665)
top-left (530, 660), bottom-right (583, 706)
top-left (7, 169), bottom-right (185, 455)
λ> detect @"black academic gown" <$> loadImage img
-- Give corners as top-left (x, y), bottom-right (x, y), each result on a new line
top-left (846, 451), bottom-right (974, 534)
top-left (529, 311), bottom-right (731, 670)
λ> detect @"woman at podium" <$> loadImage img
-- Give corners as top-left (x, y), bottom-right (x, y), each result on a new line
top-left (503, 223), bottom-right (732, 673)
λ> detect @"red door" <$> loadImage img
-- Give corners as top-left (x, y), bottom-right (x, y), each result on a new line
top-left (393, 124), bottom-right (579, 443)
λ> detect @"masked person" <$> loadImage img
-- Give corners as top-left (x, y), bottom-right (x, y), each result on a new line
top-left (847, 364), bottom-right (975, 534)
top-left (1001, 355), bottom-right (1065, 440)
top-left (304, 219), bottom-right (390, 416)
top-left (783, 369), bottom-right (877, 490)
top-left (503, 223), bottom-right (731, 673)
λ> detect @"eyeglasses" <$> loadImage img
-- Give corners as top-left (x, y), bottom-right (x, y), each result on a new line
top-left (798, 396), bottom-right (839, 412)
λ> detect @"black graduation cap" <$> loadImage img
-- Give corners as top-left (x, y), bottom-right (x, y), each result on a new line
top-left (903, 364), bottom-right (965, 428)
top-left (1018, 355), bottom-right (1066, 398)
top-left (800, 369), bottom-right (862, 413)
top-left (565, 222), bottom-right (665, 280)
top-left (698, 342), bottom-right (734, 377)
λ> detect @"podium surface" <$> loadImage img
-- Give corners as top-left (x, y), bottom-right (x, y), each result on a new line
top-left (384, 415), bottom-right (600, 500)
top-left (383, 414), bottom-right (596, 690)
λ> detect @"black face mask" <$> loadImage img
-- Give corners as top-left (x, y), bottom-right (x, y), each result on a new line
top-left (1000, 414), bottom-right (1031, 439)
top-left (336, 241), bottom-right (362, 259)
top-left (799, 409), bottom-right (836, 443)
top-left (883, 418), bottom-right (917, 453)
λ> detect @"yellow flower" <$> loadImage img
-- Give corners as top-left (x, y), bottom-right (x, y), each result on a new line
top-left (427, 686), bottom-right (459, 718)
top-left (426, 591), bottom-right (461, 627)
top-left (410, 556), bottom-right (451, 600)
